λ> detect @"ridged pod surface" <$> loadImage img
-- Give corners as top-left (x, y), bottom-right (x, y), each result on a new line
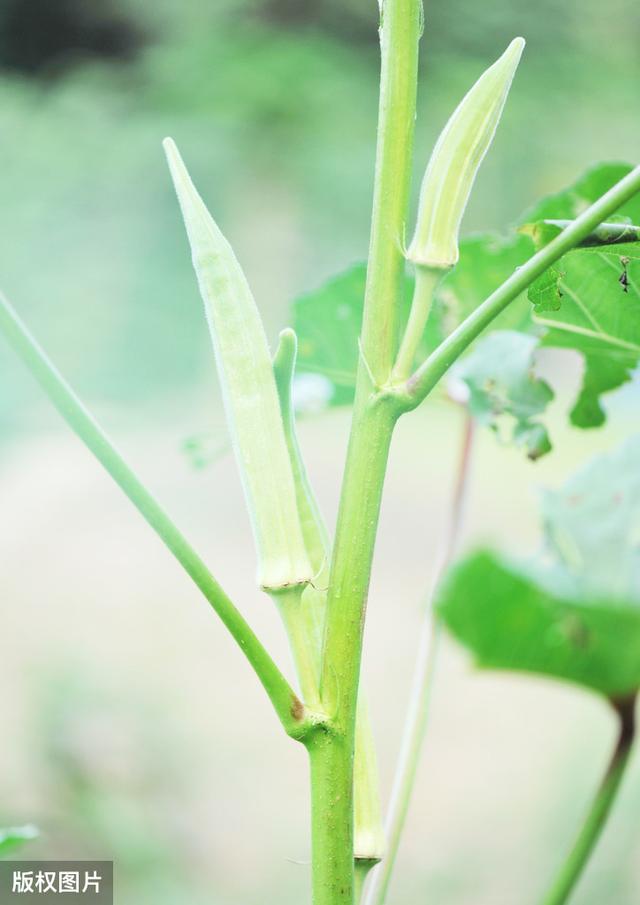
top-left (407, 37), bottom-right (525, 268)
top-left (164, 138), bottom-right (312, 592)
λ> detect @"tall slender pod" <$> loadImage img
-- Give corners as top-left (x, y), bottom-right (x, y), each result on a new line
top-left (164, 138), bottom-right (312, 594)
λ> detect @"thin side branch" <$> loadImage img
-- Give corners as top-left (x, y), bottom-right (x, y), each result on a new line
top-left (0, 291), bottom-right (310, 742)
top-left (539, 695), bottom-right (637, 905)
top-left (394, 164), bottom-right (640, 409)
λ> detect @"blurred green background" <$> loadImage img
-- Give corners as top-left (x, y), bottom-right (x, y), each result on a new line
top-left (0, 1), bottom-right (639, 903)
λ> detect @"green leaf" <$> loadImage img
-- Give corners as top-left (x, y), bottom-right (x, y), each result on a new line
top-left (438, 550), bottom-right (640, 696)
top-left (454, 331), bottom-right (553, 460)
top-left (521, 162), bottom-right (640, 223)
top-left (521, 163), bottom-right (640, 427)
top-left (438, 436), bottom-right (640, 697)
top-left (0, 826), bottom-right (38, 858)
top-left (535, 249), bottom-right (640, 427)
top-left (433, 233), bottom-right (534, 336)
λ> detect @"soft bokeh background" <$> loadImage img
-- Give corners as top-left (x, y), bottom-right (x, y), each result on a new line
top-left (1, 1), bottom-right (639, 902)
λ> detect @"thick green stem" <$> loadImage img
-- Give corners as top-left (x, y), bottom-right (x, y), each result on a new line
top-left (400, 164), bottom-right (640, 408)
top-left (365, 415), bottom-right (475, 905)
top-left (539, 696), bottom-right (636, 905)
top-left (321, 399), bottom-right (398, 725)
top-left (313, 400), bottom-right (398, 904)
top-left (308, 730), bottom-right (354, 905)
top-left (312, 2), bottom-right (422, 901)
top-left (360, 0), bottom-right (423, 385)
top-left (0, 291), bottom-right (308, 741)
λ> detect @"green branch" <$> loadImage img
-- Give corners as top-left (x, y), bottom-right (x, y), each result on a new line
top-left (540, 696), bottom-right (636, 905)
top-left (0, 291), bottom-right (308, 741)
top-left (359, 0), bottom-right (423, 385)
top-left (397, 164), bottom-right (640, 408)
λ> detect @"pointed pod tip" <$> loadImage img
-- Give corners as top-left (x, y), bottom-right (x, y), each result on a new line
top-left (162, 138), bottom-right (192, 187)
top-left (162, 136), bottom-right (177, 157)
top-left (504, 36), bottom-right (526, 64)
top-left (163, 137), bottom-right (186, 177)
top-left (162, 138), bottom-right (200, 214)
top-left (273, 328), bottom-right (298, 376)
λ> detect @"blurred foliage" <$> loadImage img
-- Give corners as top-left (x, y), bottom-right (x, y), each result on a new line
top-left (0, 0), bottom-right (639, 436)
top-left (0, 0), bottom-right (144, 76)
top-left (0, 824), bottom-right (38, 858)
top-left (24, 671), bottom-right (215, 905)
top-left (438, 435), bottom-right (640, 696)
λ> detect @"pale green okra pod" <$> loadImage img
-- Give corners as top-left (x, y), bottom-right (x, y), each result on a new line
top-left (407, 36), bottom-right (525, 268)
top-left (164, 138), bottom-right (312, 593)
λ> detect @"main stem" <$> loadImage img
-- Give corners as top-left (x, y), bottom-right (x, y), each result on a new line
top-left (310, 2), bottom-right (422, 903)
top-left (539, 696), bottom-right (636, 905)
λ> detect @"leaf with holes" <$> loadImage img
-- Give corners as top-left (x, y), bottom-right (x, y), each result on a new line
top-left (521, 163), bottom-right (640, 427)
top-left (454, 331), bottom-right (553, 459)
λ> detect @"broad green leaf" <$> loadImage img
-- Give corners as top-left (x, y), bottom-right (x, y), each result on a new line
top-left (293, 264), bottom-right (367, 407)
top-left (438, 436), bottom-right (640, 696)
top-left (535, 249), bottom-right (640, 427)
top-left (0, 825), bottom-right (38, 858)
top-left (454, 331), bottom-right (553, 460)
top-left (437, 550), bottom-right (640, 696)
top-left (433, 233), bottom-right (533, 336)
top-left (521, 163), bottom-right (640, 427)
top-left (521, 162), bottom-right (640, 224)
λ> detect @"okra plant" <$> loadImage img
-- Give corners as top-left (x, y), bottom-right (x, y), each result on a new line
top-left (2, 1), bottom-right (640, 903)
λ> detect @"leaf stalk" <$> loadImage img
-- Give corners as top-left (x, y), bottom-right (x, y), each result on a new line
top-left (539, 695), bottom-right (637, 905)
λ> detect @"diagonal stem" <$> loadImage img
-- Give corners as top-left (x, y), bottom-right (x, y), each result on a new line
top-left (0, 290), bottom-right (309, 741)
top-left (539, 695), bottom-right (636, 905)
top-left (398, 164), bottom-right (640, 408)
top-left (364, 413), bottom-right (475, 905)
